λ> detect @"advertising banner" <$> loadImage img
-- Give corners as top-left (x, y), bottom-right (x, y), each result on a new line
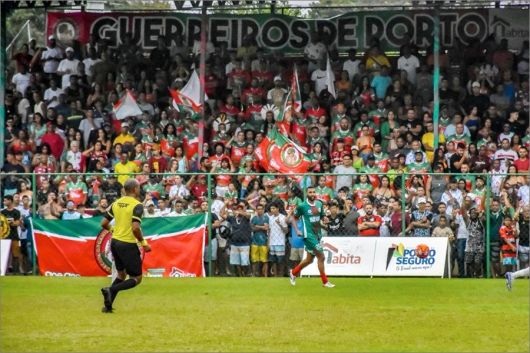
top-left (302, 237), bottom-right (376, 276)
top-left (46, 9), bottom-right (528, 54)
top-left (0, 240), bottom-right (12, 276)
top-left (32, 214), bottom-right (206, 277)
top-left (371, 237), bottom-right (448, 277)
top-left (301, 236), bottom-right (448, 277)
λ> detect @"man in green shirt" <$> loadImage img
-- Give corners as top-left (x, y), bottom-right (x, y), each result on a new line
top-left (289, 186), bottom-right (335, 288)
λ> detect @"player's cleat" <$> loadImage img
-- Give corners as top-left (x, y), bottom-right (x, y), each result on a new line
top-left (101, 287), bottom-right (113, 310)
top-left (289, 269), bottom-right (296, 286)
top-left (505, 272), bottom-right (513, 291)
top-left (323, 281), bottom-right (335, 288)
top-left (101, 306), bottom-right (113, 313)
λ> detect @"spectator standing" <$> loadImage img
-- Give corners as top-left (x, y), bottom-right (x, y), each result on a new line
top-left (500, 215), bottom-right (518, 274)
top-left (250, 204), bottom-right (269, 277)
top-left (1, 195), bottom-right (22, 274)
top-left (268, 203), bottom-right (288, 277)
top-left (463, 206), bottom-right (485, 278)
top-left (224, 203), bottom-right (252, 277)
top-left (57, 47), bottom-right (80, 89)
top-left (333, 154), bottom-right (356, 193)
top-left (357, 203), bottom-right (382, 236)
top-left (41, 35), bottom-right (63, 76)
top-left (405, 197), bottom-right (433, 237)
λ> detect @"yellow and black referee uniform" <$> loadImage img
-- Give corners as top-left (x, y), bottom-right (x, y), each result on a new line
top-left (104, 195), bottom-right (144, 277)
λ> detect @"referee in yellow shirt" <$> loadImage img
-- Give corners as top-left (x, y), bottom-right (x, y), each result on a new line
top-left (100, 178), bottom-right (151, 313)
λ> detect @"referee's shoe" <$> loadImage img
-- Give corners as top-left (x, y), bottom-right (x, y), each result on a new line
top-left (101, 287), bottom-right (113, 313)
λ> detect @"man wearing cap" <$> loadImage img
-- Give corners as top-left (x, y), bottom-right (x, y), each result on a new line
top-left (463, 81), bottom-right (490, 116)
top-left (57, 47), bottom-right (79, 89)
top-left (113, 122), bottom-right (136, 146)
top-left (404, 197), bottom-right (433, 237)
top-left (267, 75), bottom-right (287, 107)
top-left (41, 35), bottom-right (63, 75)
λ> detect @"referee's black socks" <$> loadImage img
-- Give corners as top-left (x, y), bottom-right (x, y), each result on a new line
top-left (110, 278), bottom-right (137, 295)
top-left (110, 278), bottom-right (124, 303)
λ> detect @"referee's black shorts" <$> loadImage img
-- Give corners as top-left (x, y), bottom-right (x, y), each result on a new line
top-left (110, 239), bottom-right (142, 277)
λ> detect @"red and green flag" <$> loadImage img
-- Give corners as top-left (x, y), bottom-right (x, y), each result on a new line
top-left (32, 214), bottom-right (206, 277)
top-left (255, 128), bottom-right (312, 175)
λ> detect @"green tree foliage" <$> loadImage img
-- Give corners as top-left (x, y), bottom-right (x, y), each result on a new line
top-left (6, 8), bottom-right (46, 48)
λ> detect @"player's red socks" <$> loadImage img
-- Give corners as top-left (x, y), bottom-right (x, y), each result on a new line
top-left (292, 264), bottom-right (302, 276)
top-left (319, 271), bottom-right (328, 284)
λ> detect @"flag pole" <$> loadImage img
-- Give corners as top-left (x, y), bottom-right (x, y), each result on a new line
top-left (198, 4), bottom-right (208, 169)
top-left (432, 5), bottom-right (441, 150)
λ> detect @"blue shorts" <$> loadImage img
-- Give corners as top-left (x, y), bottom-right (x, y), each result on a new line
top-left (230, 245), bottom-right (250, 266)
top-left (502, 257), bottom-right (517, 266)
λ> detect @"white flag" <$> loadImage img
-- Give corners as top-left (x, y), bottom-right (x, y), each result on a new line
top-left (112, 90), bottom-right (143, 120)
top-left (326, 56), bottom-right (336, 99)
top-left (181, 70), bottom-right (208, 107)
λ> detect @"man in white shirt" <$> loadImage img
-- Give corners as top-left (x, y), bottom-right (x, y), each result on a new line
top-left (168, 175), bottom-right (190, 202)
top-left (311, 60), bottom-right (331, 96)
top-left (43, 78), bottom-right (63, 108)
top-left (41, 35), bottom-right (63, 75)
top-left (342, 48), bottom-right (360, 81)
top-left (440, 179), bottom-right (463, 215)
top-left (57, 47), bottom-right (80, 89)
top-left (405, 140), bottom-right (427, 166)
top-left (268, 203), bottom-right (288, 277)
top-left (168, 200), bottom-right (186, 217)
top-left (333, 154), bottom-right (356, 193)
top-left (79, 109), bottom-right (103, 147)
top-left (267, 76), bottom-right (288, 107)
top-left (494, 138), bottom-right (519, 163)
top-left (397, 46), bottom-right (420, 85)
top-left (304, 32), bottom-right (327, 73)
top-left (144, 200), bottom-right (160, 218)
top-left (82, 47), bottom-right (101, 81)
top-left (11, 65), bottom-right (31, 96)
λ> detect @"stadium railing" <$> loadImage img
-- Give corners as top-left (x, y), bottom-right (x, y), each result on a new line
top-left (1, 171), bottom-right (524, 278)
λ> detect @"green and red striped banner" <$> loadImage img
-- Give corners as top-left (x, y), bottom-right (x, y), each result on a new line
top-left (32, 215), bottom-right (206, 277)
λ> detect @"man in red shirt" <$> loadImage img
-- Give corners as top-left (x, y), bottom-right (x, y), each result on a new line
top-left (41, 122), bottom-right (64, 161)
top-left (514, 147), bottom-right (529, 173)
top-left (357, 203), bottom-right (383, 236)
top-left (187, 175), bottom-right (208, 203)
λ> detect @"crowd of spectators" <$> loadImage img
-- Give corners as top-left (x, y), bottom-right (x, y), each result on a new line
top-left (2, 27), bottom-right (529, 277)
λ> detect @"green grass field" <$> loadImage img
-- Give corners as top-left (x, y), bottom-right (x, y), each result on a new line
top-left (0, 277), bottom-right (528, 352)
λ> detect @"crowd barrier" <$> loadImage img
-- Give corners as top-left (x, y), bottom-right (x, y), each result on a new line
top-left (302, 237), bottom-right (449, 277)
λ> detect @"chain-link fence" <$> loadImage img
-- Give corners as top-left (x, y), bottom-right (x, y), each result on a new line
top-left (1, 171), bottom-right (529, 278)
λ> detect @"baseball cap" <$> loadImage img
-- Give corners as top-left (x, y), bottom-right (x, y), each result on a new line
top-left (66, 200), bottom-right (75, 207)
top-left (146, 200), bottom-right (155, 207)
top-left (65, 47), bottom-right (74, 53)
top-left (274, 75), bottom-right (282, 82)
top-left (121, 122), bottom-right (129, 128)
top-left (417, 197), bottom-right (427, 204)
top-left (472, 81), bottom-right (480, 88)
top-left (48, 35), bottom-right (56, 41)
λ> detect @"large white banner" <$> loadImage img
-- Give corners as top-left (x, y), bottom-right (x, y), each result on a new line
top-left (302, 237), bottom-right (376, 276)
top-left (300, 237), bottom-right (448, 277)
top-left (0, 240), bottom-right (12, 276)
top-left (372, 237), bottom-right (448, 277)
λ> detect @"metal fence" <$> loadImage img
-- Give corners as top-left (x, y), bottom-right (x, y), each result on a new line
top-left (2, 171), bottom-right (528, 278)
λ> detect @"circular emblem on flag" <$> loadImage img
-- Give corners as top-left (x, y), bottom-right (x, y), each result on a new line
top-left (0, 214), bottom-right (10, 239)
top-left (94, 229), bottom-right (144, 274)
top-left (280, 145), bottom-right (303, 168)
top-left (53, 18), bottom-right (79, 46)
